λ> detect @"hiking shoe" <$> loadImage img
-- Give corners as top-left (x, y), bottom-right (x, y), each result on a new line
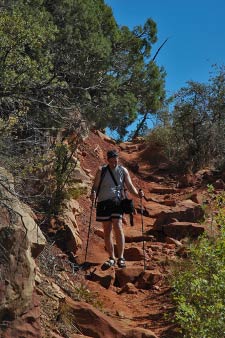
top-left (101, 257), bottom-right (116, 270)
top-left (117, 258), bottom-right (126, 268)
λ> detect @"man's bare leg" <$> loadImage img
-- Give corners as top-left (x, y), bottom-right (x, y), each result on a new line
top-left (112, 218), bottom-right (125, 259)
top-left (102, 221), bottom-right (115, 259)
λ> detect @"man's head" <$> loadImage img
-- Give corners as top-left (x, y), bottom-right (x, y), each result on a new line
top-left (107, 150), bottom-right (118, 168)
top-left (107, 150), bottom-right (118, 160)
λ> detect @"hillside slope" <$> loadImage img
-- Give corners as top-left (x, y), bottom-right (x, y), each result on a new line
top-left (32, 130), bottom-right (221, 338)
top-left (72, 130), bottom-right (212, 338)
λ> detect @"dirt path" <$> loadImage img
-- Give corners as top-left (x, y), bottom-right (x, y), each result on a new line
top-left (75, 132), bottom-right (194, 337)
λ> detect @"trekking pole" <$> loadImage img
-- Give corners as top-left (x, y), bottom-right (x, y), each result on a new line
top-left (84, 198), bottom-right (95, 263)
top-left (140, 192), bottom-right (146, 271)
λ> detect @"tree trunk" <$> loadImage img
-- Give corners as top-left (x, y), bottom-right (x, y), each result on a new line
top-left (132, 112), bottom-right (148, 140)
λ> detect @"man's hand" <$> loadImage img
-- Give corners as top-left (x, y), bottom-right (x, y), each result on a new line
top-left (138, 189), bottom-right (144, 198)
top-left (90, 191), bottom-right (96, 202)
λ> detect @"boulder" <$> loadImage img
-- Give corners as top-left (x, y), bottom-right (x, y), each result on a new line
top-left (86, 267), bottom-right (115, 289)
top-left (2, 293), bottom-right (41, 338)
top-left (127, 327), bottom-right (158, 338)
top-left (135, 271), bottom-right (162, 290)
top-left (0, 167), bottom-right (45, 335)
top-left (51, 199), bottom-right (83, 254)
top-left (118, 282), bottom-right (138, 294)
top-left (59, 297), bottom-right (158, 338)
top-left (115, 267), bottom-right (143, 288)
top-left (59, 298), bottom-right (126, 338)
top-left (153, 199), bottom-right (204, 228)
top-left (162, 221), bottom-right (205, 239)
top-left (124, 246), bottom-right (144, 261)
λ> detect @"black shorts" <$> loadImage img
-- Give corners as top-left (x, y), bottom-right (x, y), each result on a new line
top-left (96, 199), bottom-right (123, 222)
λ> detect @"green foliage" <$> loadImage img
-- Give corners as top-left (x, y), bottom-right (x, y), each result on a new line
top-left (0, 1), bottom-right (57, 119)
top-left (0, 0), bottom-right (166, 219)
top-left (171, 189), bottom-right (225, 338)
top-left (49, 137), bottom-right (86, 215)
top-left (145, 125), bottom-right (175, 158)
top-left (0, 0), bottom-right (166, 140)
top-left (73, 283), bottom-right (103, 310)
top-left (47, 0), bottom-right (166, 137)
top-left (50, 143), bottom-right (71, 213)
top-left (146, 65), bottom-right (225, 171)
top-left (0, 0), bottom-right (166, 134)
top-left (66, 185), bottom-right (87, 201)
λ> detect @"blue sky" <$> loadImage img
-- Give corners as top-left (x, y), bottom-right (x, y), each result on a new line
top-left (105, 0), bottom-right (225, 97)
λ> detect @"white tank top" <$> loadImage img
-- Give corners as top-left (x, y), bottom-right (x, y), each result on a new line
top-left (98, 165), bottom-right (125, 202)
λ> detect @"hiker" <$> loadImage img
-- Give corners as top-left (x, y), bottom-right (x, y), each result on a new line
top-left (90, 149), bottom-right (144, 268)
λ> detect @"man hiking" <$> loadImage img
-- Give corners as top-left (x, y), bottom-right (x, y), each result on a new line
top-left (90, 149), bottom-right (144, 268)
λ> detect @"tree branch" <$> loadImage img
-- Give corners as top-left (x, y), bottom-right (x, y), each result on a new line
top-left (152, 38), bottom-right (169, 61)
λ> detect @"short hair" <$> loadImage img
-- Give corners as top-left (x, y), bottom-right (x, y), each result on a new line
top-left (107, 150), bottom-right (118, 159)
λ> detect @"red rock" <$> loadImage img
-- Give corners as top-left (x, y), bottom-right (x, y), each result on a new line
top-left (87, 268), bottom-right (115, 289)
top-left (135, 271), bottom-right (162, 290)
top-left (127, 327), bottom-right (158, 338)
top-left (124, 246), bottom-right (144, 261)
top-left (163, 221), bottom-right (205, 239)
top-left (115, 267), bottom-right (143, 287)
top-left (60, 298), bottom-right (126, 338)
top-left (165, 237), bottom-right (183, 247)
top-left (118, 282), bottom-right (138, 295)
top-left (153, 199), bottom-right (204, 228)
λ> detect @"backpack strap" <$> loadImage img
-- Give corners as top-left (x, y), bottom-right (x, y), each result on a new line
top-left (96, 165), bottom-right (108, 199)
top-left (108, 165), bottom-right (127, 199)
top-left (107, 165), bottom-right (119, 186)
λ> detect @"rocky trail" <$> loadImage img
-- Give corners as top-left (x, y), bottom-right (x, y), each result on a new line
top-left (1, 130), bottom-right (217, 338)
top-left (71, 131), bottom-right (209, 338)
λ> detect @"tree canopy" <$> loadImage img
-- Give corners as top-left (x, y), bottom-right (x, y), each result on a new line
top-left (0, 0), bottom-right (166, 138)
top-left (146, 65), bottom-right (225, 172)
top-left (0, 0), bottom-right (167, 216)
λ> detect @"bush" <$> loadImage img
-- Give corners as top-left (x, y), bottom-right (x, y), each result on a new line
top-left (145, 126), bottom-right (174, 157)
top-left (171, 189), bottom-right (225, 338)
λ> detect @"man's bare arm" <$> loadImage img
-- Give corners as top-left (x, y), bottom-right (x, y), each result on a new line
top-left (123, 168), bottom-right (139, 196)
top-left (123, 168), bottom-right (144, 198)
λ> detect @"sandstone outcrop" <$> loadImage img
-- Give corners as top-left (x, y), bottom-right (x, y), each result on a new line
top-left (0, 167), bottom-right (46, 337)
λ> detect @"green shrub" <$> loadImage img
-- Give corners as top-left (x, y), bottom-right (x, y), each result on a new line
top-left (171, 189), bottom-right (225, 338)
top-left (73, 283), bottom-right (103, 311)
top-left (145, 125), bottom-right (181, 164)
